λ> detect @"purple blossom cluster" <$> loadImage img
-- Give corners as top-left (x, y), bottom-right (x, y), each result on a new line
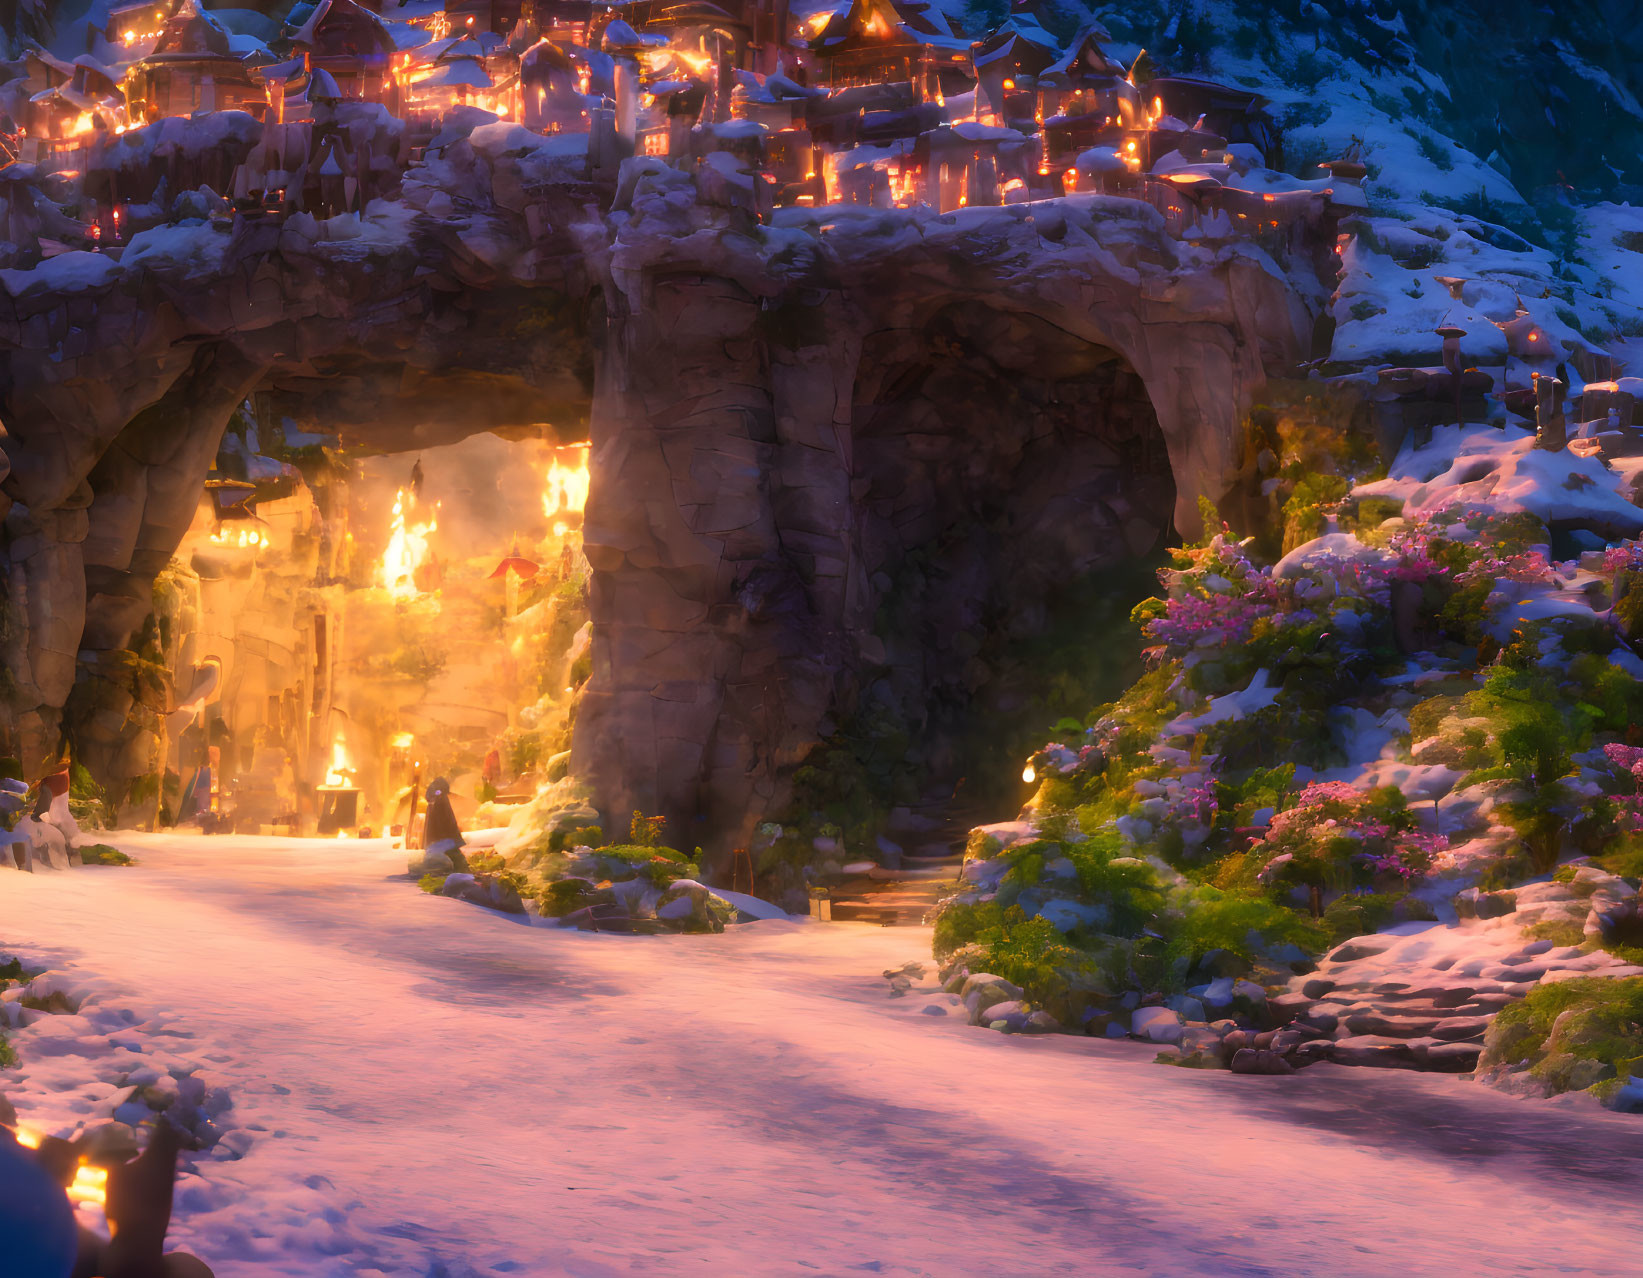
top-left (1250, 780), bottom-right (1447, 888)
top-left (1454, 549), bottom-right (1553, 589)
top-left (1602, 742), bottom-right (1643, 788)
top-left (1142, 590), bottom-right (1281, 649)
top-left (1140, 527), bottom-right (1472, 661)
top-left (1380, 526), bottom-right (1451, 583)
top-left (1167, 782), bottom-right (1219, 828)
top-left (1614, 795), bottom-right (1643, 835)
top-left (1600, 542), bottom-right (1643, 576)
top-left (1141, 536), bottom-right (1287, 653)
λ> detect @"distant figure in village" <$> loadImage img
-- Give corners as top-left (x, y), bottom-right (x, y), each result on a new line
top-left (421, 777), bottom-right (468, 873)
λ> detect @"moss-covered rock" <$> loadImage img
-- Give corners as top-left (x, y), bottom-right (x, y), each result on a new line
top-left (654, 880), bottom-right (734, 933)
top-left (76, 843), bottom-right (134, 866)
top-left (1477, 977), bottom-right (1643, 1103)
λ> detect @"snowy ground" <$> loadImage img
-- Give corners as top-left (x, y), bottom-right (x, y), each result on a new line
top-left (4, 835), bottom-right (1643, 1277)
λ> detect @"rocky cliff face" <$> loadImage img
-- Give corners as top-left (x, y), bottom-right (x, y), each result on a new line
top-left (0, 129), bottom-right (1320, 844)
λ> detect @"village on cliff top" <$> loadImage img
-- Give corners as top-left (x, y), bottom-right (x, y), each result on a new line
top-left (6, 1), bottom-right (1643, 1274)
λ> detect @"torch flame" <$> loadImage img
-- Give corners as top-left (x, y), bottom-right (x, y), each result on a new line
top-left (325, 736), bottom-right (352, 787)
top-left (542, 445), bottom-right (590, 522)
top-left (70, 1163), bottom-right (107, 1207)
top-left (209, 527), bottom-right (265, 548)
top-left (379, 489), bottom-right (437, 599)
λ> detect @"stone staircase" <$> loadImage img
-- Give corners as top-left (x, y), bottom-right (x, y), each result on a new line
top-left (828, 798), bottom-right (985, 926)
top-left (828, 850), bottom-right (964, 926)
top-left (1273, 967), bottom-right (1512, 1073)
top-left (1264, 877), bottom-right (1643, 1072)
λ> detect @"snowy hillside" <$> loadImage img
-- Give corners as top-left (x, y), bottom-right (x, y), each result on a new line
top-left (1073, 0), bottom-right (1643, 370)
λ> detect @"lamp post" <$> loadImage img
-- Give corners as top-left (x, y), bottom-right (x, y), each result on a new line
top-left (1533, 368), bottom-right (1568, 452)
top-left (1436, 320), bottom-right (1465, 428)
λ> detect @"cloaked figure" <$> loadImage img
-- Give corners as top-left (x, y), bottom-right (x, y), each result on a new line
top-left (422, 777), bottom-right (468, 873)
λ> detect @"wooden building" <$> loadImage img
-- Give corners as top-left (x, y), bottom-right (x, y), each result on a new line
top-left (807, 0), bottom-right (973, 98)
top-left (970, 11), bottom-right (1057, 127)
top-left (125, 0), bottom-right (264, 121)
top-left (444, 0), bottom-right (526, 35)
top-left (1037, 23), bottom-right (1137, 166)
top-left (289, 0), bottom-right (400, 105)
top-left (519, 36), bottom-right (586, 130)
top-left (1147, 75), bottom-right (1278, 162)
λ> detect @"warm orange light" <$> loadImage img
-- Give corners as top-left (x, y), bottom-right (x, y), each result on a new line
top-left (542, 444), bottom-right (591, 521)
top-left (69, 1164), bottom-right (107, 1207)
top-left (380, 489), bottom-right (437, 599)
top-left (324, 736), bottom-right (352, 787)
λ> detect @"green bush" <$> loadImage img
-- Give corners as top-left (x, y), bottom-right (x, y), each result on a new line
top-left (933, 902), bottom-right (1085, 1001)
top-left (77, 844), bottom-right (133, 866)
top-left (1344, 496), bottom-right (1403, 532)
top-left (1168, 890), bottom-right (1326, 964)
top-left (0, 1031), bottom-right (16, 1069)
top-left (418, 873), bottom-right (448, 894)
top-left (1482, 977), bottom-right (1643, 1091)
top-left (538, 877), bottom-right (601, 917)
top-left (1281, 473), bottom-right (1350, 553)
top-left (628, 811), bottom-right (668, 848)
top-left (547, 825), bottom-right (603, 853)
top-left (1064, 833), bottom-right (1165, 933)
top-left (1320, 891), bottom-right (1431, 944)
top-left (593, 843), bottom-right (689, 864)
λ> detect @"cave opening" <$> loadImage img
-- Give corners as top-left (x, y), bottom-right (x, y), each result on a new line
top-left (802, 303), bottom-right (1178, 832)
top-left (72, 410), bottom-right (595, 840)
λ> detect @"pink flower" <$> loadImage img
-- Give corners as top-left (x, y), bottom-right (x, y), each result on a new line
top-left (1601, 543), bottom-right (1643, 576)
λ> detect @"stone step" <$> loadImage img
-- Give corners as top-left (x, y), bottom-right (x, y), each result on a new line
top-left (866, 865), bottom-right (959, 882)
top-left (1417, 1039), bottom-right (1484, 1072)
top-left (1316, 1035), bottom-right (1420, 1068)
top-left (1342, 1011), bottom-right (1443, 1038)
top-left (1430, 1015), bottom-right (1491, 1042)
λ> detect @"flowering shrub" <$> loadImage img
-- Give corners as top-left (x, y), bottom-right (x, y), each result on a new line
top-left (1453, 549), bottom-right (1554, 589)
top-left (1600, 542), bottom-right (1643, 576)
top-left (1602, 743), bottom-right (1643, 789)
top-left (1369, 522), bottom-right (1452, 580)
top-left (1136, 536), bottom-right (1284, 653)
top-left (1612, 795), bottom-right (1643, 835)
top-left (1167, 780), bottom-right (1219, 828)
top-left (1137, 529), bottom-right (1463, 665)
top-left (1249, 781), bottom-right (1447, 895)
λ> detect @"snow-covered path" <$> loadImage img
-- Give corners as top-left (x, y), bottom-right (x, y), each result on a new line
top-left (3, 835), bottom-right (1641, 1277)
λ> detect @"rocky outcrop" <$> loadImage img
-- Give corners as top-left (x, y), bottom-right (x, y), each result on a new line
top-left (1, 137), bottom-right (1321, 844)
top-left (578, 166), bottom-right (1317, 849)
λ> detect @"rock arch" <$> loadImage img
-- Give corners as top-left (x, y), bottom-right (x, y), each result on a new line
top-left (574, 195), bottom-right (1317, 850)
top-left (0, 170), bottom-right (1319, 847)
